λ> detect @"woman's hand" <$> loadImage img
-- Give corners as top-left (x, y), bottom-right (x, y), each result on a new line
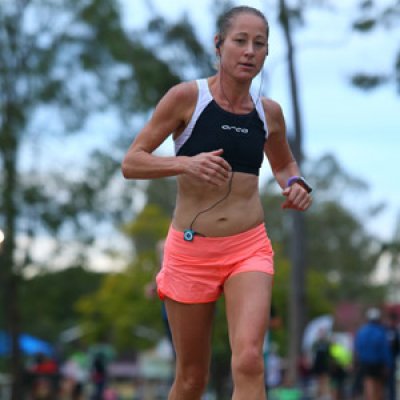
top-left (183, 149), bottom-right (232, 186)
top-left (281, 183), bottom-right (312, 211)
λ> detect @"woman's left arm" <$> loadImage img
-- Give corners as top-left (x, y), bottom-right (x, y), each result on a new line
top-left (263, 98), bottom-right (312, 211)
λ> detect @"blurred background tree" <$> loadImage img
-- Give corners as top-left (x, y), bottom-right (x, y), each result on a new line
top-left (0, 0), bottom-right (206, 396)
top-left (351, 0), bottom-right (400, 92)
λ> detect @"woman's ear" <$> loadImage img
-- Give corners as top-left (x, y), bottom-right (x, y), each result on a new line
top-left (215, 34), bottom-right (222, 55)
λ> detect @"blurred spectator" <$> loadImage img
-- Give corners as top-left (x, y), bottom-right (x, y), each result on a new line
top-left (297, 351), bottom-right (312, 395)
top-left (385, 311), bottom-right (399, 400)
top-left (310, 328), bottom-right (331, 399)
top-left (103, 387), bottom-right (119, 399)
top-left (60, 351), bottom-right (88, 400)
top-left (31, 377), bottom-right (54, 400)
top-left (28, 352), bottom-right (59, 400)
top-left (263, 303), bottom-right (282, 391)
top-left (30, 352), bottom-right (58, 375)
top-left (90, 352), bottom-right (107, 400)
top-left (265, 342), bottom-right (282, 390)
top-left (329, 337), bottom-right (352, 400)
top-left (354, 307), bottom-right (391, 400)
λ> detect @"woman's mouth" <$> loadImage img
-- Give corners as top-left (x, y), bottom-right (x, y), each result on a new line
top-left (239, 63), bottom-right (255, 69)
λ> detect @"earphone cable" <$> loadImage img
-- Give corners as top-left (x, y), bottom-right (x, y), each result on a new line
top-left (189, 171), bottom-right (234, 234)
top-left (220, 63), bottom-right (264, 114)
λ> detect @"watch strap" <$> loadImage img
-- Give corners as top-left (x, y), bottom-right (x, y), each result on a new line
top-left (287, 176), bottom-right (312, 193)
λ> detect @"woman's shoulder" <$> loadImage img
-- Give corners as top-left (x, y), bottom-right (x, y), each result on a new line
top-left (165, 80), bottom-right (199, 104)
top-left (159, 80), bottom-right (202, 132)
top-left (261, 97), bottom-right (284, 119)
top-left (260, 97), bottom-right (285, 133)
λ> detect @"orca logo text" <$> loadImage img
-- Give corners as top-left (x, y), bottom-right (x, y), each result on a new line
top-left (221, 125), bottom-right (249, 134)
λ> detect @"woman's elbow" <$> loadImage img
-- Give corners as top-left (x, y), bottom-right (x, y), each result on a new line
top-left (121, 158), bottom-right (134, 179)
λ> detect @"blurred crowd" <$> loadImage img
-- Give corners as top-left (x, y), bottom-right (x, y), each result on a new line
top-left (25, 350), bottom-right (117, 400)
top-left (266, 307), bottom-right (399, 400)
top-left (23, 306), bottom-right (399, 400)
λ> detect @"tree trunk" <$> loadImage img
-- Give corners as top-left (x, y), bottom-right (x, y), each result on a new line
top-left (279, 0), bottom-right (308, 385)
top-left (0, 5), bottom-right (26, 397)
top-left (0, 123), bottom-right (23, 399)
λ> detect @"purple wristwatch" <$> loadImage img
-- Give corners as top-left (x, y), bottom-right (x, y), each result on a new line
top-left (286, 176), bottom-right (312, 193)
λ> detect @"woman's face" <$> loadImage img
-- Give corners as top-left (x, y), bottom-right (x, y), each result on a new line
top-left (219, 13), bottom-right (268, 80)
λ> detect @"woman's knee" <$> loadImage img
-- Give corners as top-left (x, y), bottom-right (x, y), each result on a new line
top-left (232, 346), bottom-right (264, 377)
top-left (176, 365), bottom-right (209, 394)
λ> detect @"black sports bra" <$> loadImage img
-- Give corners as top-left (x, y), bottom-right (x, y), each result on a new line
top-left (175, 79), bottom-right (269, 176)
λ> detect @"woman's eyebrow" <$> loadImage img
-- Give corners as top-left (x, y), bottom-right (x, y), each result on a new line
top-left (233, 32), bottom-right (266, 39)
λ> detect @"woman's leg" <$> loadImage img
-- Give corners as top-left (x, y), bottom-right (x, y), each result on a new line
top-left (165, 298), bottom-right (216, 400)
top-left (224, 271), bottom-right (273, 400)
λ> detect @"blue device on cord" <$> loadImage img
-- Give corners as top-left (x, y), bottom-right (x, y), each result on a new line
top-left (183, 229), bottom-right (195, 242)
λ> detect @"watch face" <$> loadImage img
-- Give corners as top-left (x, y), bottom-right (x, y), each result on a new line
top-left (299, 178), bottom-right (312, 193)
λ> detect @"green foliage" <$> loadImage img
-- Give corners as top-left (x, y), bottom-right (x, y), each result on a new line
top-left (19, 267), bottom-right (104, 342)
top-left (359, 0), bottom-right (374, 9)
top-left (353, 17), bottom-right (376, 31)
top-left (397, 52), bottom-right (400, 92)
top-left (260, 153), bottom-right (387, 353)
top-left (146, 178), bottom-right (177, 217)
top-left (76, 257), bottom-right (164, 351)
top-left (0, 2), bottom-right (193, 391)
top-left (304, 155), bottom-right (385, 304)
top-left (122, 203), bottom-right (171, 254)
top-left (307, 200), bottom-right (381, 300)
top-left (351, 74), bottom-right (388, 90)
top-left (145, 13), bottom-right (214, 80)
top-left (351, 0), bottom-right (400, 92)
top-left (309, 154), bottom-right (369, 195)
top-left (0, 0), bottom-right (216, 275)
top-left (77, 189), bottom-right (172, 349)
top-left (279, 4), bottom-right (305, 28)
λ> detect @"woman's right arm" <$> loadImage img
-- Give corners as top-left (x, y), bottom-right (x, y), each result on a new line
top-left (122, 81), bottom-right (231, 185)
top-left (121, 82), bottom-right (194, 179)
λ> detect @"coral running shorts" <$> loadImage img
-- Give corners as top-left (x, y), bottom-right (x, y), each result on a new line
top-left (156, 223), bottom-right (274, 304)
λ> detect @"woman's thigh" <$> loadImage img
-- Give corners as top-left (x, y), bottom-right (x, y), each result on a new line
top-left (165, 298), bottom-right (216, 371)
top-left (224, 272), bottom-right (273, 352)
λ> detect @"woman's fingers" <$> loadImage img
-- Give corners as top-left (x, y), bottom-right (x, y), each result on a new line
top-left (189, 150), bottom-right (231, 185)
top-left (282, 185), bottom-right (312, 210)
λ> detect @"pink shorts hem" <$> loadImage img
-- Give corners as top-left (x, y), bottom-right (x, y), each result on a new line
top-left (229, 267), bottom-right (274, 279)
top-left (157, 288), bottom-right (219, 304)
top-left (156, 223), bottom-right (274, 304)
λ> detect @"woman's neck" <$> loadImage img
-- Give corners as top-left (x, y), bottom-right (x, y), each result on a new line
top-left (208, 74), bottom-right (253, 114)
